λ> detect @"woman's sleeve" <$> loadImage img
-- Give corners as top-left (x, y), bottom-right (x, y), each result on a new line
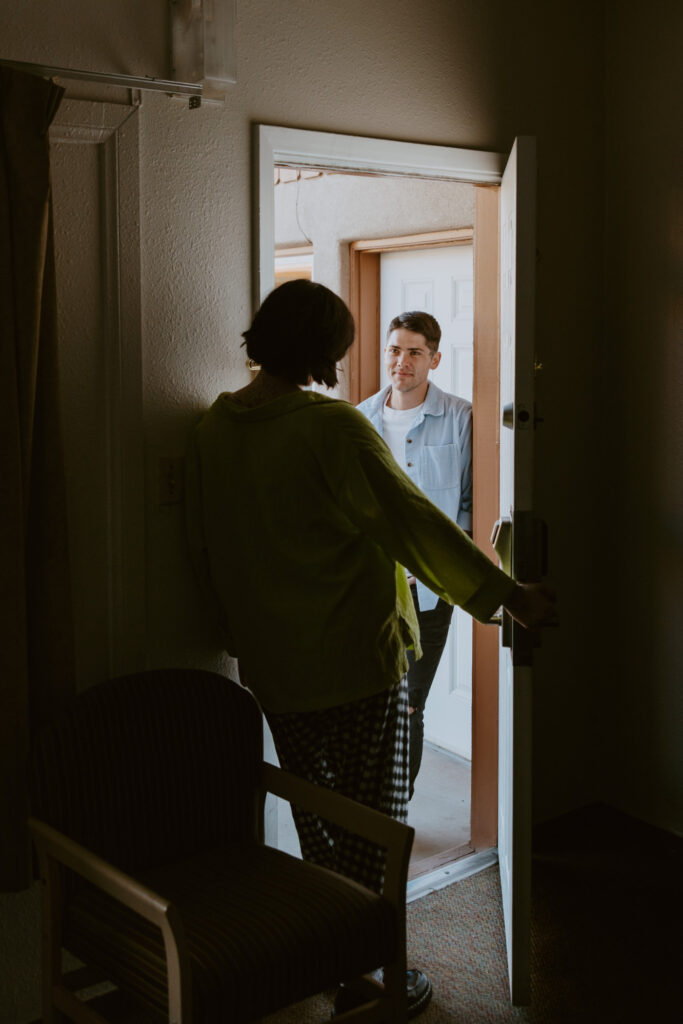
top-left (331, 410), bottom-right (515, 623)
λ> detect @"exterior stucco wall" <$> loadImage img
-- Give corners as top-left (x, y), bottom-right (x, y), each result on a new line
top-left (275, 174), bottom-right (475, 258)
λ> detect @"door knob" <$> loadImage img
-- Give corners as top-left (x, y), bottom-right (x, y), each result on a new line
top-left (502, 402), bottom-right (531, 429)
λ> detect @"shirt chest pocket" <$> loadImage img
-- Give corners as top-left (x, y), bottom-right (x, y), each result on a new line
top-left (419, 444), bottom-right (461, 490)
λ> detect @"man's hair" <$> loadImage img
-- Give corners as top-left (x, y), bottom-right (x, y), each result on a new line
top-left (242, 279), bottom-right (355, 388)
top-left (387, 311), bottom-right (441, 354)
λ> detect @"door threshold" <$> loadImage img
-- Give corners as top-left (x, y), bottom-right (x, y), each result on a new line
top-left (406, 847), bottom-right (498, 904)
top-left (408, 840), bottom-right (473, 881)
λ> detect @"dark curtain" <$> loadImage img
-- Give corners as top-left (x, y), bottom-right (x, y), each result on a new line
top-left (0, 68), bottom-right (75, 891)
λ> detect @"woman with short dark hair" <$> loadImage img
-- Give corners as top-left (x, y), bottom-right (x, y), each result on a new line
top-left (242, 278), bottom-right (354, 387)
top-left (187, 280), bottom-right (555, 1018)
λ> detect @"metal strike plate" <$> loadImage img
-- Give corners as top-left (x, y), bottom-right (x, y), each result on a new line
top-left (490, 516), bottom-right (512, 577)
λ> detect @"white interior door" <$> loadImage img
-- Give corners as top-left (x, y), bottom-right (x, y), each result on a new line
top-left (497, 137), bottom-right (538, 1004)
top-left (380, 244), bottom-right (473, 759)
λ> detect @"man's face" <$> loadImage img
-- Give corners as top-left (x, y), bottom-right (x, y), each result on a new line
top-left (384, 328), bottom-right (441, 395)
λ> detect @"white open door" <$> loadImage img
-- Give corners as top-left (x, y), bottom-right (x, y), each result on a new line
top-left (496, 136), bottom-right (539, 1004)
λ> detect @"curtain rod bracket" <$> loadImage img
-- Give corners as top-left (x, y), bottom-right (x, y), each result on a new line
top-left (0, 58), bottom-right (203, 98)
top-left (1, 2), bottom-right (235, 101)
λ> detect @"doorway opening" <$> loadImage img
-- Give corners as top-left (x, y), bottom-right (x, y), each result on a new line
top-left (356, 230), bottom-right (476, 876)
top-left (272, 172), bottom-right (498, 878)
top-left (256, 125), bottom-right (504, 880)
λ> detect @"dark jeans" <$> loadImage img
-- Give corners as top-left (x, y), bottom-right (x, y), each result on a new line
top-left (407, 584), bottom-right (454, 798)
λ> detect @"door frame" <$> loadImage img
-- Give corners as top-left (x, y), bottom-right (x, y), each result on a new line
top-left (349, 211), bottom-right (500, 851)
top-left (348, 227), bottom-right (474, 401)
top-left (254, 125), bottom-right (504, 306)
top-left (254, 124), bottom-right (506, 850)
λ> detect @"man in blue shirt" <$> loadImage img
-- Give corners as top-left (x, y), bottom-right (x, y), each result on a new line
top-left (357, 311), bottom-right (472, 798)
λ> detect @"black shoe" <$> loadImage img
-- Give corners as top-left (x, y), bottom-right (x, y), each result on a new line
top-left (332, 968), bottom-right (432, 1019)
top-left (405, 970), bottom-right (432, 1017)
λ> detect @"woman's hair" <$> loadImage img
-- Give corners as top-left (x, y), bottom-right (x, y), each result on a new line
top-left (242, 280), bottom-right (355, 388)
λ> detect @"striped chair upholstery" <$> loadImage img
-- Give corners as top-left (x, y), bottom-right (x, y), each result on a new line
top-left (29, 669), bottom-right (409, 1023)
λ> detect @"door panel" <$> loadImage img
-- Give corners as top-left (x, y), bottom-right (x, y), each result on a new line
top-left (497, 137), bottom-right (537, 1004)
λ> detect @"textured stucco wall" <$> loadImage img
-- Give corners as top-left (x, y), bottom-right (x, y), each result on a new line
top-left (275, 174), bottom-right (475, 256)
top-left (0, 0), bottom-right (170, 79)
top-left (274, 173), bottom-right (475, 295)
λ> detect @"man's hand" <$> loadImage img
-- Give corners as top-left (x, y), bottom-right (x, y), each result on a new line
top-left (504, 582), bottom-right (558, 630)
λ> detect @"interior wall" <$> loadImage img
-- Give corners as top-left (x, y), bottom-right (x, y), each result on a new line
top-left (602, 0), bottom-right (683, 832)
top-left (274, 172), bottom-right (475, 399)
top-left (0, 0), bottom-right (169, 80)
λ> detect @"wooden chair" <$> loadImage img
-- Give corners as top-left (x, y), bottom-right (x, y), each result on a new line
top-left (29, 668), bottom-right (413, 1023)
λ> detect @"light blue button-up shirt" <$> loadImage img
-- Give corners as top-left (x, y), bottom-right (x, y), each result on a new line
top-left (357, 381), bottom-right (473, 611)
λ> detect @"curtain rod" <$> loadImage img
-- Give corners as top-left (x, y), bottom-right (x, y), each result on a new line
top-left (0, 57), bottom-right (202, 98)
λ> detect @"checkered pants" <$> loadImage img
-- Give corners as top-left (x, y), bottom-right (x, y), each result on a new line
top-left (265, 676), bottom-right (410, 894)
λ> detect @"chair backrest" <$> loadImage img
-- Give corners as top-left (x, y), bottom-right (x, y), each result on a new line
top-left (29, 669), bottom-right (264, 873)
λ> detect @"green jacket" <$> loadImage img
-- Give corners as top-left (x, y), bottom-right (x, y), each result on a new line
top-left (186, 390), bottom-right (515, 713)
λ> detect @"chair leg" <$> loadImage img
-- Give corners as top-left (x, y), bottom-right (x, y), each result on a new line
top-left (381, 963), bottom-right (408, 1023)
top-left (40, 858), bottom-right (65, 1024)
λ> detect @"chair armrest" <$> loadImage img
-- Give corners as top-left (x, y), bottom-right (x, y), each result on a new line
top-left (29, 816), bottom-right (191, 1022)
top-left (29, 816), bottom-right (174, 927)
top-left (260, 764), bottom-right (414, 899)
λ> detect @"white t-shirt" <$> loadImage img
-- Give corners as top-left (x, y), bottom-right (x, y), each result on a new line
top-left (381, 400), bottom-right (424, 471)
top-left (382, 400), bottom-right (424, 581)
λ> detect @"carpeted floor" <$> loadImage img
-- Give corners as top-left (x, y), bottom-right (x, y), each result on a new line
top-left (263, 804), bottom-right (682, 1023)
top-left (261, 866), bottom-right (528, 1024)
